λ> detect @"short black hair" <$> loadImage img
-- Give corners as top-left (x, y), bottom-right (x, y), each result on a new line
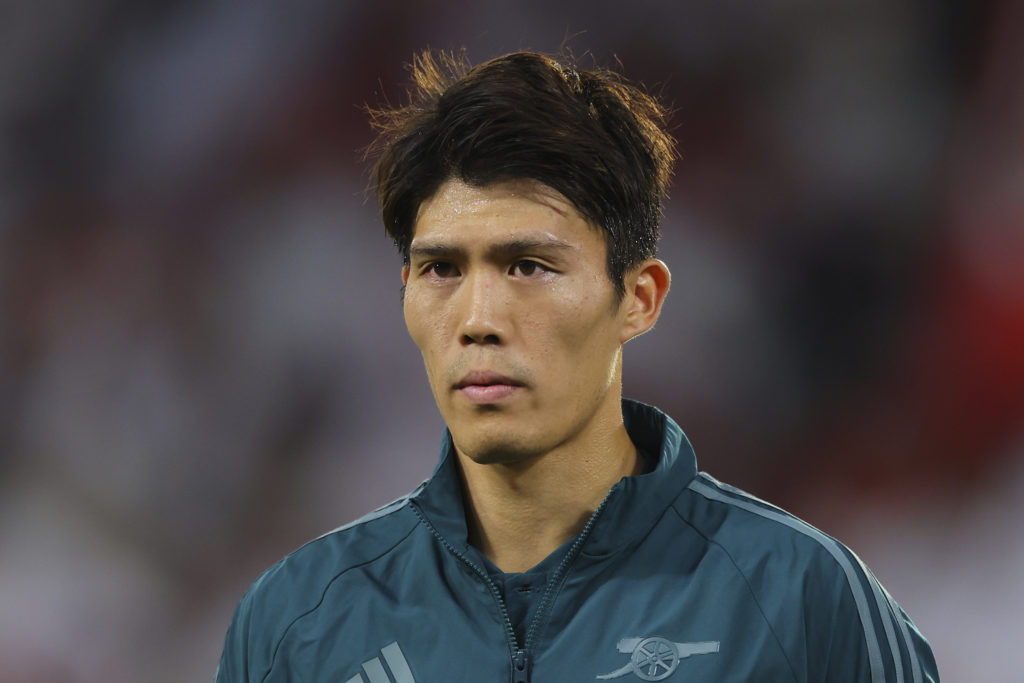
top-left (367, 49), bottom-right (676, 297)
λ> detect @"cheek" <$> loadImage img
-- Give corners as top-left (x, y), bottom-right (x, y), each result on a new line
top-left (404, 294), bottom-right (459, 385)
top-left (536, 285), bottom-right (620, 367)
top-left (404, 302), bottom-right (446, 397)
top-left (403, 295), bottom-right (438, 357)
top-left (402, 301), bottom-right (421, 346)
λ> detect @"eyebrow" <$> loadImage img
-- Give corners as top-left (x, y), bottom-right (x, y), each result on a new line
top-left (408, 238), bottom-right (577, 260)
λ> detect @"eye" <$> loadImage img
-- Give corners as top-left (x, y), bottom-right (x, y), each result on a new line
top-left (426, 262), bottom-right (458, 278)
top-left (511, 260), bottom-right (545, 277)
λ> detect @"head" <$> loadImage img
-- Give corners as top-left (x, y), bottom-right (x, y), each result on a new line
top-left (369, 49), bottom-right (676, 298)
top-left (367, 50), bottom-right (675, 465)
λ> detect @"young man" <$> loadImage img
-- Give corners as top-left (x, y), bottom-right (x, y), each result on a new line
top-left (216, 51), bottom-right (938, 682)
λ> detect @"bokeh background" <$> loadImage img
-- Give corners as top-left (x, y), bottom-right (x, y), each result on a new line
top-left (2, 1), bottom-right (1022, 680)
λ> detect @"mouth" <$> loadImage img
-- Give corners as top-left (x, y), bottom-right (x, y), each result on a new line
top-left (454, 371), bottom-right (524, 404)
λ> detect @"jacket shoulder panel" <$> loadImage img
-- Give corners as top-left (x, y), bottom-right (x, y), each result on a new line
top-left (679, 473), bottom-right (933, 683)
top-left (217, 493), bottom-right (421, 682)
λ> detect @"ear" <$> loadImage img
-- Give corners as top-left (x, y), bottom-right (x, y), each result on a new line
top-left (401, 265), bottom-right (410, 286)
top-left (619, 258), bottom-right (671, 343)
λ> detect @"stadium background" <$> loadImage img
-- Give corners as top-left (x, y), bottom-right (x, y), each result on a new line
top-left (1, 1), bottom-right (1021, 680)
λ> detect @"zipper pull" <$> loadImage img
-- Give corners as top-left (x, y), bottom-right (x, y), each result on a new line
top-left (512, 649), bottom-right (530, 683)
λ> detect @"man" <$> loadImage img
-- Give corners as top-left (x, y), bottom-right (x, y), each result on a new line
top-left (216, 50), bottom-right (938, 682)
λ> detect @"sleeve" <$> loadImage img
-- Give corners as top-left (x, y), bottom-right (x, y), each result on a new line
top-left (810, 545), bottom-right (939, 683)
top-left (215, 586), bottom-right (257, 683)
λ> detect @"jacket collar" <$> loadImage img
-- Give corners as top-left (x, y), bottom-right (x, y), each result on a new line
top-left (410, 399), bottom-right (699, 561)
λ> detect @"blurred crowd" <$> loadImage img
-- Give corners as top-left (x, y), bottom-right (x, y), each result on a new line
top-left (1, 1), bottom-right (1021, 680)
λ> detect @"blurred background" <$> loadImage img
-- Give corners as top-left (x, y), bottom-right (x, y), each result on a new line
top-left (1, 0), bottom-right (1021, 680)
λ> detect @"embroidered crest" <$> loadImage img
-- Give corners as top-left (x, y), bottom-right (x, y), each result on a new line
top-left (596, 636), bottom-right (720, 681)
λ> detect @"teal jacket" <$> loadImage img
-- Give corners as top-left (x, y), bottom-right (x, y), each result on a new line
top-left (216, 400), bottom-right (938, 682)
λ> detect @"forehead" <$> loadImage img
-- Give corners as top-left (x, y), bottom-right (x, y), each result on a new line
top-left (412, 178), bottom-right (602, 248)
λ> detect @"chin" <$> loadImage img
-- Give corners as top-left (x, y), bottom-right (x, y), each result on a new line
top-left (453, 431), bottom-right (545, 466)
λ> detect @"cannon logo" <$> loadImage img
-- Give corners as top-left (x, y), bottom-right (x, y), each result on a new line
top-left (596, 636), bottom-right (720, 681)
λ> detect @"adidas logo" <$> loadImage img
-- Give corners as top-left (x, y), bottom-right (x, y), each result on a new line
top-left (345, 641), bottom-right (415, 683)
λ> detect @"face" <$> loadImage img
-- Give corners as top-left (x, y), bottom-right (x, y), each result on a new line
top-left (402, 178), bottom-right (636, 466)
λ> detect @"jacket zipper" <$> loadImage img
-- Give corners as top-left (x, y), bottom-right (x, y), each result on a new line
top-left (512, 648), bottom-right (529, 683)
top-left (412, 491), bottom-right (613, 683)
top-left (411, 504), bottom-right (523, 679)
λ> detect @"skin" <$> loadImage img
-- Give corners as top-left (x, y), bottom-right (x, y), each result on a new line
top-left (403, 177), bottom-right (670, 571)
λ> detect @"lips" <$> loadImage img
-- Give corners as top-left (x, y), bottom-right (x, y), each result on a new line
top-left (454, 370), bottom-right (524, 404)
top-left (454, 371), bottom-right (523, 389)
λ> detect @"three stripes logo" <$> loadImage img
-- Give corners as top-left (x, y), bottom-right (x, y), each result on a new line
top-left (345, 641), bottom-right (416, 683)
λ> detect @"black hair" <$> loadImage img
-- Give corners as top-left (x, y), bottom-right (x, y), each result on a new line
top-left (367, 49), bottom-right (676, 297)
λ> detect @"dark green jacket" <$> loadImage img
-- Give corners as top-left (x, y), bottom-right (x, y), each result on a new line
top-left (217, 400), bottom-right (938, 682)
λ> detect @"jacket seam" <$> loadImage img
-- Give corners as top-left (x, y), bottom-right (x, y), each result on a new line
top-left (260, 516), bottom-right (421, 683)
top-left (579, 496), bottom-right (679, 560)
top-left (669, 501), bottom-right (801, 683)
top-left (687, 476), bottom-right (890, 683)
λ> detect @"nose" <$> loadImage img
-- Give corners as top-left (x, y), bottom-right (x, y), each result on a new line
top-left (458, 271), bottom-right (506, 345)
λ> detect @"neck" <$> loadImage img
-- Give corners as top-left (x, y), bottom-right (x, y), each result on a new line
top-left (455, 408), bottom-right (641, 573)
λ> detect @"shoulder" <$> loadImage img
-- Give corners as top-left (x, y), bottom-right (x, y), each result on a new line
top-left (679, 473), bottom-right (857, 581)
top-left (676, 473), bottom-right (867, 630)
top-left (216, 494), bottom-right (421, 682)
top-left (676, 473), bottom-right (937, 683)
top-left (257, 493), bottom-right (420, 603)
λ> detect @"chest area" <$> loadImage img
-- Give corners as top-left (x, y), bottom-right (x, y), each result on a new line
top-left (262, 551), bottom-right (796, 683)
